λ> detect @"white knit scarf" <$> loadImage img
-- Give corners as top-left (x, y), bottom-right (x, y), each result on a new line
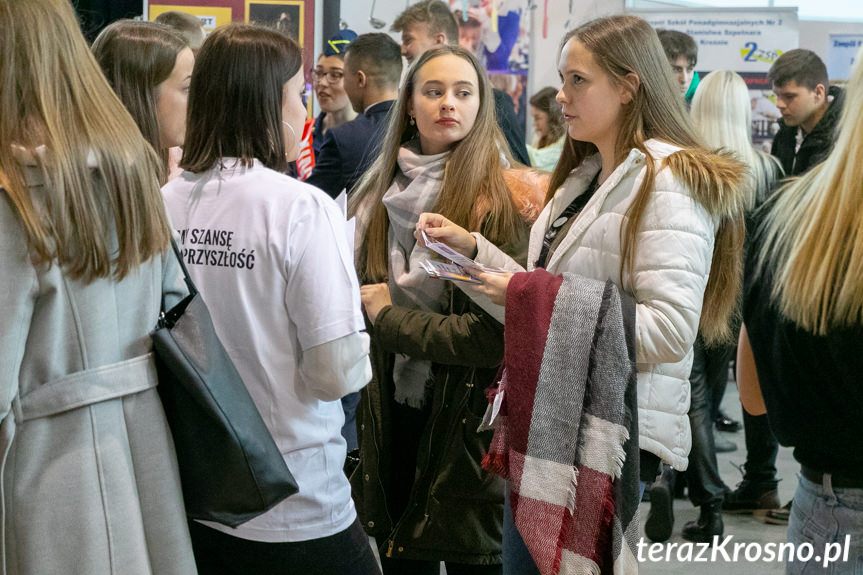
top-left (381, 143), bottom-right (450, 408)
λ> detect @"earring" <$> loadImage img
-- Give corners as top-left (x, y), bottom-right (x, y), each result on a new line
top-left (409, 116), bottom-right (415, 126)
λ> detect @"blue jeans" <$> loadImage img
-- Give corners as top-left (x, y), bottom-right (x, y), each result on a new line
top-left (502, 481), bottom-right (647, 574)
top-left (786, 473), bottom-right (863, 575)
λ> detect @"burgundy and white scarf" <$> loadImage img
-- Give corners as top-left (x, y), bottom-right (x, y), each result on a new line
top-left (482, 269), bottom-right (640, 574)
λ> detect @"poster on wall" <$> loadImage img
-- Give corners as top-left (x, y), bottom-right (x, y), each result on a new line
top-left (630, 8), bottom-right (799, 151)
top-left (144, 0), bottom-right (315, 74)
top-left (245, 1), bottom-right (304, 45)
top-left (828, 34), bottom-right (863, 80)
top-left (148, 4), bottom-right (233, 33)
top-left (447, 0), bottom-right (531, 138)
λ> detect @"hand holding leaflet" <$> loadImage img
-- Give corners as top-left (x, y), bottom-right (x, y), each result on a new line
top-left (420, 230), bottom-right (506, 275)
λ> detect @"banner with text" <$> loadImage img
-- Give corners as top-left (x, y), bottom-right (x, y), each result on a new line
top-left (828, 34), bottom-right (863, 80)
top-left (630, 8), bottom-right (799, 151)
top-left (629, 8), bottom-right (799, 73)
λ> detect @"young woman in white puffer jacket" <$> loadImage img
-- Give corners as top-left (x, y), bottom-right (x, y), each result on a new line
top-left (418, 14), bottom-right (746, 484)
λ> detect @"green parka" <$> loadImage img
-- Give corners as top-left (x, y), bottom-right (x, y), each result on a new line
top-left (351, 229), bottom-right (529, 566)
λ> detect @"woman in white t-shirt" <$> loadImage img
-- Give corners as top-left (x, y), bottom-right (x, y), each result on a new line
top-left (161, 24), bottom-right (379, 575)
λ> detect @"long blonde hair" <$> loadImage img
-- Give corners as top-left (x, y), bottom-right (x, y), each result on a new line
top-left (0, 0), bottom-right (169, 282)
top-left (349, 45), bottom-right (523, 283)
top-left (691, 71), bottom-right (782, 210)
top-left (757, 48), bottom-right (863, 334)
top-left (547, 15), bottom-right (744, 344)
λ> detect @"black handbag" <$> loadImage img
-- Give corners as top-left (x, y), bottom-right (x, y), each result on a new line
top-left (151, 239), bottom-right (298, 527)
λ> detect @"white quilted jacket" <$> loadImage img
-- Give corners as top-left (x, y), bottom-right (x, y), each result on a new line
top-left (473, 139), bottom-right (728, 470)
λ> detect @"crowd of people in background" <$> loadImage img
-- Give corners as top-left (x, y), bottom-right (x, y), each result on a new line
top-left (1, 0), bottom-right (861, 574)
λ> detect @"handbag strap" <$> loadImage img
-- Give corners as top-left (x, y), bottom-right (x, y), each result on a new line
top-left (169, 237), bottom-right (199, 297)
top-left (160, 237), bottom-right (199, 316)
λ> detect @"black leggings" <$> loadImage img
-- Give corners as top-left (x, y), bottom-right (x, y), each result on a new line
top-left (189, 517), bottom-right (381, 575)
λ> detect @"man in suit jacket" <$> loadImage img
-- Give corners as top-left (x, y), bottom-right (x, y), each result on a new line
top-left (306, 33), bottom-right (402, 199)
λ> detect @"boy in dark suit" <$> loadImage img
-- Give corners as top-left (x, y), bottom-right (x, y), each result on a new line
top-left (306, 33), bottom-right (402, 199)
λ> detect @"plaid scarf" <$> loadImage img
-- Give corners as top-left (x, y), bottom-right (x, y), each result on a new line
top-left (380, 144), bottom-right (450, 407)
top-left (481, 270), bottom-right (640, 574)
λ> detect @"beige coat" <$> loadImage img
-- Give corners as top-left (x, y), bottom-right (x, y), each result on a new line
top-left (0, 171), bottom-right (197, 574)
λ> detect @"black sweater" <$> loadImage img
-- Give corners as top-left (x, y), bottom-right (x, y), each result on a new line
top-left (770, 85), bottom-right (844, 176)
top-left (743, 209), bottom-right (863, 478)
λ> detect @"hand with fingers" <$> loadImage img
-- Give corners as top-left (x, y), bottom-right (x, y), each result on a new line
top-left (475, 271), bottom-right (514, 306)
top-left (414, 212), bottom-right (478, 258)
top-left (359, 283), bottom-right (392, 325)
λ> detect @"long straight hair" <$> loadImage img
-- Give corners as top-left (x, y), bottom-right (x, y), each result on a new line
top-left (181, 24), bottom-right (303, 174)
top-left (92, 20), bottom-right (189, 184)
top-left (547, 15), bottom-right (743, 344)
top-left (548, 16), bottom-right (702, 272)
top-left (691, 70), bottom-right (782, 209)
top-left (0, 0), bottom-right (169, 282)
top-left (757, 48), bottom-right (863, 334)
top-left (349, 45), bottom-right (523, 283)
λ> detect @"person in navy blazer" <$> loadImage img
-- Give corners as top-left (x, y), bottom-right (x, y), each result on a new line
top-left (307, 33), bottom-right (403, 199)
top-left (306, 33), bottom-right (402, 456)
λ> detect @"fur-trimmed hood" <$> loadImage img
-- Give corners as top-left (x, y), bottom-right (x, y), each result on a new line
top-left (662, 147), bottom-right (748, 220)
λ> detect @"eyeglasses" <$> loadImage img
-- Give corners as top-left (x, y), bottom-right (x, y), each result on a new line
top-left (312, 69), bottom-right (344, 84)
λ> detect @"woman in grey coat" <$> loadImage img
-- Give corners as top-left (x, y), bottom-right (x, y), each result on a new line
top-left (0, 1), bottom-right (196, 573)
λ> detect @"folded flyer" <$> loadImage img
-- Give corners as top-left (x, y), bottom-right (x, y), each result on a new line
top-left (419, 229), bottom-right (505, 283)
top-left (419, 260), bottom-right (483, 284)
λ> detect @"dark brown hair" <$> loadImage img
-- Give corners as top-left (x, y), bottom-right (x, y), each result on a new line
top-left (345, 33), bottom-right (403, 89)
top-left (154, 11), bottom-right (205, 52)
top-left (769, 49), bottom-right (828, 91)
top-left (92, 20), bottom-right (188, 183)
top-left (180, 24), bottom-right (303, 174)
top-left (529, 86), bottom-right (565, 148)
top-left (656, 29), bottom-right (698, 67)
top-left (392, 0), bottom-right (459, 46)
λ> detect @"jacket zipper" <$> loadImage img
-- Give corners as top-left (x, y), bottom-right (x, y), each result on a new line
top-left (420, 369), bottom-right (451, 520)
top-left (419, 365), bottom-right (476, 521)
top-left (386, 288), bottom-right (476, 556)
top-left (383, 370), bottom-right (453, 558)
top-left (366, 386), bottom-right (392, 527)
top-left (417, 288), bottom-right (479, 520)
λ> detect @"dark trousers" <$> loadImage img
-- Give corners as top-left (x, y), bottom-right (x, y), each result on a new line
top-left (341, 391), bottom-right (361, 451)
top-left (684, 337), bottom-right (735, 506)
top-left (380, 556), bottom-right (501, 575)
top-left (502, 487), bottom-right (539, 575)
top-left (709, 351), bottom-right (731, 422)
top-left (741, 410), bottom-right (780, 486)
top-left (189, 517), bottom-right (381, 575)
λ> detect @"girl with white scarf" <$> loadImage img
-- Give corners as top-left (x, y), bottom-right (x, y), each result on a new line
top-left (347, 46), bottom-right (538, 575)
